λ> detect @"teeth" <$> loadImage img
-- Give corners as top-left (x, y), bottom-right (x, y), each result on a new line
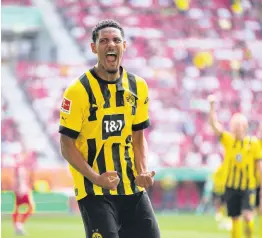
top-left (106, 52), bottom-right (117, 56)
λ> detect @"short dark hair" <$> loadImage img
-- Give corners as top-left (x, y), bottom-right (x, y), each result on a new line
top-left (91, 19), bottom-right (125, 43)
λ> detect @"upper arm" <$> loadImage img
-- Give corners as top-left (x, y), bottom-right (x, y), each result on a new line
top-left (132, 130), bottom-right (144, 146)
top-left (60, 134), bottom-right (78, 157)
top-left (212, 123), bottom-right (223, 137)
top-left (59, 81), bottom-right (88, 139)
top-left (132, 78), bottom-right (150, 131)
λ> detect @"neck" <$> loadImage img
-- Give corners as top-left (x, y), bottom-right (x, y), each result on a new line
top-left (233, 135), bottom-right (245, 141)
top-left (94, 64), bottom-right (120, 82)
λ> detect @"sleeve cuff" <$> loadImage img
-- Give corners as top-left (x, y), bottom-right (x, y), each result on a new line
top-left (132, 119), bottom-right (150, 131)
top-left (59, 126), bottom-right (80, 139)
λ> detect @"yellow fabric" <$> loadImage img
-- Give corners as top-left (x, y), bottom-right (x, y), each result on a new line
top-left (259, 216), bottom-right (262, 238)
top-left (231, 0), bottom-right (243, 14)
top-left (212, 164), bottom-right (226, 194)
top-left (59, 69), bottom-right (149, 200)
top-left (243, 220), bottom-right (254, 238)
top-left (193, 51), bottom-right (213, 69)
top-left (220, 132), bottom-right (262, 190)
top-left (232, 219), bottom-right (242, 238)
top-left (255, 139), bottom-right (262, 187)
top-left (174, 0), bottom-right (189, 11)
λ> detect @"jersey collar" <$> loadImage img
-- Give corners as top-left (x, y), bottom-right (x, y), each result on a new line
top-left (90, 66), bottom-right (123, 85)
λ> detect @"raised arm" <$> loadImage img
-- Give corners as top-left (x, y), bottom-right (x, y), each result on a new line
top-left (208, 95), bottom-right (223, 136)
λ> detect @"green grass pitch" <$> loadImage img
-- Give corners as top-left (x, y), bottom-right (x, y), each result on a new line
top-left (1, 214), bottom-right (260, 238)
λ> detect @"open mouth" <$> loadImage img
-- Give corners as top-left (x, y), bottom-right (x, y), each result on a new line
top-left (106, 52), bottom-right (117, 62)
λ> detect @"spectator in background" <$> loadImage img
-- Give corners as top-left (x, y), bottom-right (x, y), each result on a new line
top-left (12, 151), bottom-right (35, 236)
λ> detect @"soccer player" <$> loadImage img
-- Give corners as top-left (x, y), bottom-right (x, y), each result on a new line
top-left (208, 95), bottom-right (262, 238)
top-left (13, 153), bottom-right (34, 235)
top-left (255, 122), bottom-right (262, 237)
top-left (59, 19), bottom-right (160, 238)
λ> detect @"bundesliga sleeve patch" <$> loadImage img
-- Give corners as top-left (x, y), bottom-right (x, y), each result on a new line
top-left (61, 97), bottom-right (72, 114)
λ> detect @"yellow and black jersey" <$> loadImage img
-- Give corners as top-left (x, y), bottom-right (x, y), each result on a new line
top-left (220, 131), bottom-right (262, 191)
top-left (59, 67), bottom-right (149, 200)
top-left (255, 139), bottom-right (262, 187)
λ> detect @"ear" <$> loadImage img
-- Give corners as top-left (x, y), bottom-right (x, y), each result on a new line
top-left (91, 42), bottom-right (97, 54)
top-left (123, 41), bottom-right (127, 51)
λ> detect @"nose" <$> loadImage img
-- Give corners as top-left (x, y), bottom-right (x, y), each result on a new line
top-left (107, 39), bottom-right (116, 47)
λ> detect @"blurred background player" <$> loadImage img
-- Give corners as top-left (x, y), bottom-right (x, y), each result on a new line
top-left (195, 171), bottom-right (214, 214)
top-left (255, 122), bottom-right (262, 237)
top-left (196, 163), bottom-right (231, 230)
top-left (208, 95), bottom-right (262, 238)
top-left (13, 152), bottom-right (35, 235)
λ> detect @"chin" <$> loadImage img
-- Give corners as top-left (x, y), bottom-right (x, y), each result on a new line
top-left (106, 68), bottom-right (118, 74)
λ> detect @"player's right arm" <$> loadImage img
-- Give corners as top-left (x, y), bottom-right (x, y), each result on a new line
top-left (59, 80), bottom-right (119, 190)
top-left (60, 135), bottom-right (119, 190)
top-left (208, 95), bottom-right (223, 136)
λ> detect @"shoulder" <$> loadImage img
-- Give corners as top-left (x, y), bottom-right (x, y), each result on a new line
top-left (64, 75), bottom-right (89, 97)
top-left (220, 131), bottom-right (233, 140)
top-left (126, 70), bottom-right (148, 87)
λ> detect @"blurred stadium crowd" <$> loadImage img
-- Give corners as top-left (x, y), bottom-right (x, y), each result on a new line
top-left (1, 0), bottom-right (262, 197)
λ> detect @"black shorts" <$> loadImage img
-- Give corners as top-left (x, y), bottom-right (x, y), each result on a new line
top-left (78, 191), bottom-right (160, 238)
top-left (224, 188), bottom-right (256, 217)
top-left (256, 187), bottom-right (260, 207)
top-left (212, 192), bottom-right (225, 204)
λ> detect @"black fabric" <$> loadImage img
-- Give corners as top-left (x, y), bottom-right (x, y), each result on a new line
top-left (59, 126), bottom-right (79, 139)
top-left (112, 143), bottom-right (125, 195)
top-left (132, 120), bottom-right (150, 131)
top-left (78, 191), bottom-right (160, 238)
top-left (79, 73), bottom-right (97, 121)
top-left (124, 146), bottom-right (139, 194)
top-left (96, 145), bottom-right (110, 195)
top-left (90, 67), bottom-right (123, 85)
top-left (256, 187), bottom-right (260, 207)
top-left (224, 188), bottom-right (256, 217)
top-left (84, 139), bottom-right (97, 196)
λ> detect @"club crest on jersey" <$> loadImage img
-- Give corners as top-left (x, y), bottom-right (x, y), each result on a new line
top-left (92, 230), bottom-right (102, 238)
top-left (61, 98), bottom-right (72, 114)
top-left (126, 93), bottom-right (136, 106)
top-left (235, 154), bottom-right (242, 162)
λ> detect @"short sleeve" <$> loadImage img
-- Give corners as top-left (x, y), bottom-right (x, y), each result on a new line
top-left (219, 131), bottom-right (234, 148)
top-left (59, 81), bottom-right (88, 139)
top-left (132, 79), bottom-right (150, 131)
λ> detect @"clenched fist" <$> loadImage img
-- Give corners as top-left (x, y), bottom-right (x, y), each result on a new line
top-left (96, 171), bottom-right (120, 190)
top-left (135, 171), bottom-right (155, 189)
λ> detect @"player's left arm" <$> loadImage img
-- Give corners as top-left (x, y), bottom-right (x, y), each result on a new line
top-left (133, 129), bottom-right (155, 189)
top-left (132, 78), bottom-right (155, 189)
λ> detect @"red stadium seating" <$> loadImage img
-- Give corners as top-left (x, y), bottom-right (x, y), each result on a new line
top-left (14, 0), bottom-right (262, 168)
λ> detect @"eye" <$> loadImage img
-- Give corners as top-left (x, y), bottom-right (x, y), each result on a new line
top-left (114, 38), bottom-right (122, 44)
top-left (99, 39), bottom-right (108, 44)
